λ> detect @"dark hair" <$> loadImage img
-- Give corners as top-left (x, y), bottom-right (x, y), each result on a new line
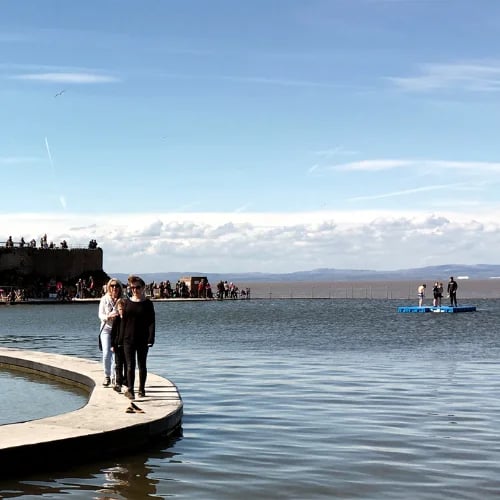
top-left (128, 275), bottom-right (145, 287)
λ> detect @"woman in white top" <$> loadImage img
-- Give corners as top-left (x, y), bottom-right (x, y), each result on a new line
top-left (98, 278), bottom-right (123, 386)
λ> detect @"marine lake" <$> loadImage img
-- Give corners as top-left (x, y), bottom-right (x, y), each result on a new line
top-left (1, 294), bottom-right (500, 499)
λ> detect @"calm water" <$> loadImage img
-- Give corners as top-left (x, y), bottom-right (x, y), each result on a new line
top-left (1, 299), bottom-right (500, 499)
top-left (0, 368), bottom-right (87, 424)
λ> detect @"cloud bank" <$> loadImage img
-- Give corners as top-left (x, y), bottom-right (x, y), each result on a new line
top-left (2, 210), bottom-right (500, 274)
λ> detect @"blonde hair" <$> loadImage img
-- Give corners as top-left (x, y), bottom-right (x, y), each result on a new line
top-left (106, 278), bottom-right (123, 293)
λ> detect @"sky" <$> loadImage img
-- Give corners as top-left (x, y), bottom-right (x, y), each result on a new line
top-left (2, 0), bottom-right (500, 275)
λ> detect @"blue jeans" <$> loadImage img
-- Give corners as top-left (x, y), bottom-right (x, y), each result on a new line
top-left (100, 331), bottom-right (115, 378)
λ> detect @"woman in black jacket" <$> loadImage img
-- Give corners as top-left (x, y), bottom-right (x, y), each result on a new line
top-left (122, 275), bottom-right (155, 400)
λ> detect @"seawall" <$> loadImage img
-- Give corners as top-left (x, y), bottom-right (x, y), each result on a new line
top-left (0, 247), bottom-right (103, 283)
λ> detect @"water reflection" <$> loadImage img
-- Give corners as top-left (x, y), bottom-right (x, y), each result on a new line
top-left (0, 432), bottom-right (182, 499)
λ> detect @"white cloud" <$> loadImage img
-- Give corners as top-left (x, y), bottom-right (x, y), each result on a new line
top-left (428, 160), bottom-right (500, 172)
top-left (10, 72), bottom-right (119, 84)
top-left (348, 183), bottom-right (464, 201)
top-left (135, 220), bottom-right (163, 238)
top-left (335, 159), bottom-right (414, 171)
top-left (2, 210), bottom-right (500, 273)
top-left (332, 158), bottom-right (500, 173)
top-left (388, 61), bottom-right (500, 93)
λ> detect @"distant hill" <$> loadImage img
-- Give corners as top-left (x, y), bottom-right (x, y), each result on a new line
top-left (111, 264), bottom-right (500, 284)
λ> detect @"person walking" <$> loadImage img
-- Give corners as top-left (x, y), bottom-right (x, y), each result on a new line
top-left (98, 278), bottom-right (123, 386)
top-left (447, 277), bottom-right (458, 307)
top-left (122, 275), bottom-right (155, 400)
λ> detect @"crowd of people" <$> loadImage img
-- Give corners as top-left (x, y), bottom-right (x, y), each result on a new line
top-left (0, 287), bottom-right (26, 302)
top-left (215, 280), bottom-right (251, 299)
top-left (141, 279), bottom-right (250, 300)
top-left (417, 277), bottom-right (459, 307)
top-left (1, 274), bottom-right (250, 303)
top-left (3, 234), bottom-right (98, 250)
top-left (144, 280), bottom-right (191, 299)
top-left (1, 277), bottom-right (97, 302)
top-left (75, 276), bottom-right (96, 298)
top-left (0, 279), bottom-right (73, 303)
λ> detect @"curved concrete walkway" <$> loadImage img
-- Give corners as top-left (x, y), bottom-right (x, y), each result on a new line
top-left (0, 347), bottom-right (183, 477)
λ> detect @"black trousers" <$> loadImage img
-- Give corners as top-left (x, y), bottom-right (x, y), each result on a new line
top-left (114, 347), bottom-right (127, 387)
top-left (123, 343), bottom-right (149, 392)
top-left (450, 291), bottom-right (457, 306)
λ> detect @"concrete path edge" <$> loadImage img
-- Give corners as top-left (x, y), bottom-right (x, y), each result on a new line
top-left (0, 347), bottom-right (183, 477)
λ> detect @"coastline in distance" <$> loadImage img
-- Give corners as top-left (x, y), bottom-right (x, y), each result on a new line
top-left (111, 264), bottom-right (500, 285)
top-left (110, 265), bottom-right (500, 300)
top-left (232, 280), bottom-right (500, 300)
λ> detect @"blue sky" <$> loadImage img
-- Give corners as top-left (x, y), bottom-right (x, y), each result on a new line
top-left (2, 0), bottom-right (500, 274)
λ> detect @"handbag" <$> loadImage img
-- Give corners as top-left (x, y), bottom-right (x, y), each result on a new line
top-left (98, 323), bottom-right (105, 351)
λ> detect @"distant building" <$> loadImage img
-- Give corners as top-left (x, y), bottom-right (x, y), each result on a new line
top-left (179, 276), bottom-right (208, 298)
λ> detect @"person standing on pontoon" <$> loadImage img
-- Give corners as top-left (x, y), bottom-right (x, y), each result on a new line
top-left (417, 284), bottom-right (426, 307)
top-left (447, 277), bottom-right (458, 307)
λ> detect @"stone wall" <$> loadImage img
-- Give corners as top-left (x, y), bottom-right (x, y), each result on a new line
top-left (0, 247), bottom-right (103, 283)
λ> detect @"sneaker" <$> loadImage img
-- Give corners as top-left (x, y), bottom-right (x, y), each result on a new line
top-left (113, 385), bottom-right (122, 393)
top-left (103, 377), bottom-right (111, 387)
top-left (124, 389), bottom-right (135, 400)
top-left (138, 389), bottom-right (146, 398)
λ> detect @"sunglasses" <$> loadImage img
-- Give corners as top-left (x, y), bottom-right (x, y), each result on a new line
top-left (109, 284), bottom-right (119, 288)
top-left (131, 285), bottom-right (142, 290)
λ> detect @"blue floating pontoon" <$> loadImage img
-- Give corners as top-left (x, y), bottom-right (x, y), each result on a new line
top-left (397, 305), bottom-right (476, 313)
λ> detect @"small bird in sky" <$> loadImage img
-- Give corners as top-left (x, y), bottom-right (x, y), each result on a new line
top-left (54, 89), bottom-right (66, 98)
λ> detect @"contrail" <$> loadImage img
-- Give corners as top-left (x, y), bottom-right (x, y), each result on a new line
top-left (44, 136), bottom-right (65, 209)
top-left (44, 136), bottom-right (55, 175)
